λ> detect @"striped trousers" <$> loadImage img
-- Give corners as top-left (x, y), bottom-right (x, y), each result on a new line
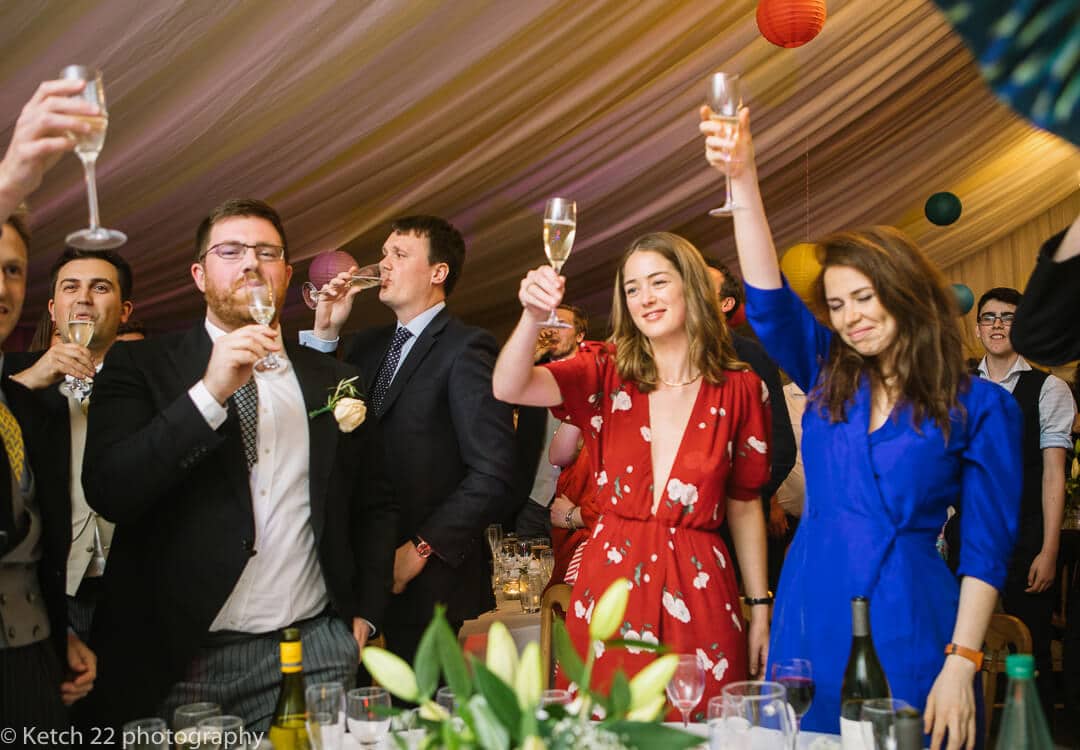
top-left (158, 614), bottom-right (357, 733)
top-left (0, 639), bottom-right (68, 730)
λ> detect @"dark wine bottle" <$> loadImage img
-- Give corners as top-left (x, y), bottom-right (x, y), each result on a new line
top-left (840, 597), bottom-right (891, 749)
top-left (268, 627), bottom-right (311, 750)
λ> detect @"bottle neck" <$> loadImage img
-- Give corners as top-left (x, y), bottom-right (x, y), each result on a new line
top-left (851, 599), bottom-right (871, 638)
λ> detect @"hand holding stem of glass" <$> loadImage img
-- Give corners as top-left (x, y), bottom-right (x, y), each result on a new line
top-left (60, 66), bottom-right (127, 249)
top-left (301, 263), bottom-right (381, 310)
top-left (246, 272), bottom-right (280, 372)
top-left (706, 72), bottom-right (741, 217)
top-left (541, 198), bottom-right (576, 328)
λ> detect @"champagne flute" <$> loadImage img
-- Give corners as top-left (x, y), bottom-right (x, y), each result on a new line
top-left (195, 715), bottom-right (245, 750)
top-left (306, 682), bottom-right (345, 750)
top-left (706, 72), bottom-right (742, 217)
top-left (302, 262), bottom-right (382, 310)
top-left (60, 66), bottom-right (127, 249)
top-left (246, 271), bottom-right (280, 372)
top-left (347, 687), bottom-right (392, 748)
top-left (64, 310), bottom-right (95, 398)
top-left (541, 198), bottom-right (576, 328)
top-left (666, 653), bottom-right (706, 728)
top-left (771, 658), bottom-right (814, 737)
top-left (173, 702), bottom-right (221, 750)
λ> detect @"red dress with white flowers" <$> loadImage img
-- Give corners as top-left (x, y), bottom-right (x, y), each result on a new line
top-left (544, 343), bottom-right (771, 721)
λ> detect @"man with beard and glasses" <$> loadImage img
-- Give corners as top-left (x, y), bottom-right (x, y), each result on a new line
top-left (81, 199), bottom-right (397, 730)
top-left (5, 248), bottom-right (133, 643)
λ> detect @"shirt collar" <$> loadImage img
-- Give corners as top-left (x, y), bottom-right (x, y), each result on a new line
top-left (398, 301), bottom-right (446, 339)
top-left (977, 354), bottom-right (1030, 382)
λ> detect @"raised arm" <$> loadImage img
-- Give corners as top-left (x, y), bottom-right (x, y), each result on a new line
top-left (492, 265), bottom-right (565, 407)
top-left (698, 107), bottom-right (782, 290)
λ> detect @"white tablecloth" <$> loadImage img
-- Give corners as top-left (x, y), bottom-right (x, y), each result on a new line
top-left (458, 598), bottom-right (542, 653)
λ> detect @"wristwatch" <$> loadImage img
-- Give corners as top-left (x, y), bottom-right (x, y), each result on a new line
top-left (742, 591), bottom-right (774, 606)
top-left (944, 643), bottom-right (983, 671)
top-left (412, 537), bottom-right (433, 559)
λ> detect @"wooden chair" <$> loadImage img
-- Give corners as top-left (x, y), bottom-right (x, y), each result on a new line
top-left (540, 583), bottom-right (573, 690)
top-left (981, 613), bottom-right (1032, 747)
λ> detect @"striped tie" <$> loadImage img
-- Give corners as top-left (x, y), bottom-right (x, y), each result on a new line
top-left (0, 401), bottom-right (25, 481)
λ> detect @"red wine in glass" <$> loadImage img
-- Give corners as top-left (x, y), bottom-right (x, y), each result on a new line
top-left (778, 675), bottom-right (815, 718)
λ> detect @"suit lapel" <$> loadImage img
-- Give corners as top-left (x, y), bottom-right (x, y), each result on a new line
top-left (379, 308), bottom-right (449, 416)
top-left (287, 342), bottom-right (339, 547)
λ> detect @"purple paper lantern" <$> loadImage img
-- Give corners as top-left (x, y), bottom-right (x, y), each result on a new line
top-left (309, 250), bottom-right (358, 288)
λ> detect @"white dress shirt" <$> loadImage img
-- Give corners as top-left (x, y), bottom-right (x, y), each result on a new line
top-left (977, 355), bottom-right (1076, 450)
top-left (188, 320), bottom-right (329, 633)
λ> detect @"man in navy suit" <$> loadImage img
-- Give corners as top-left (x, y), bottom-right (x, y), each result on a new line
top-left (303, 215), bottom-right (515, 666)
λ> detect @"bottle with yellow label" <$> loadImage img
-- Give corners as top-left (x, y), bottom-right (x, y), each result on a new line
top-left (268, 627), bottom-right (311, 750)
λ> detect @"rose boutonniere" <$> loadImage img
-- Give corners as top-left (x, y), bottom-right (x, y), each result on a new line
top-left (308, 376), bottom-right (367, 432)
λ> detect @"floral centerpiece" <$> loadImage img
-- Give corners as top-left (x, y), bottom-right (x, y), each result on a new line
top-left (361, 578), bottom-right (700, 750)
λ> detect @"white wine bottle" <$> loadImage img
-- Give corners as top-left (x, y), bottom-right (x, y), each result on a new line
top-left (840, 597), bottom-right (891, 750)
top-left (268, 627), bottom-right (312, 750)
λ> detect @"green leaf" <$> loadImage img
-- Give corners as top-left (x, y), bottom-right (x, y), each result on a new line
top-left (603, 720), bottom-right (703, 750)
top-left (609, 670), bottom-right (631, 717)
top-left (603, 638), bottom-right (668, 654)
top-left (433, 607), bottom-right (472, 700)
top-left (552, 619), bottom-right (585, 687)
top-left (414, 617), bottom-right (440, 699)
top-left (472, 660), bottom-right (523, 744)
top-left (466, 694), bottom-right (510, 750)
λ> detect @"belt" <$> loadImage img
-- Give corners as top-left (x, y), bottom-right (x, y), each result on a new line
top-left (203, 607), bottom-right (334, 647)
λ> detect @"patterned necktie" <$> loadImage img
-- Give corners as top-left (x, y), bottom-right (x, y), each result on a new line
top-left (0, 401), bottom-right (24, 481)
top-left (371, 327), bottom-right (413, 414)
top-left (230, 378), bottom-right (259, 469)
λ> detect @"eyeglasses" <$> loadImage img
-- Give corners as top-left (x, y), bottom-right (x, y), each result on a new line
top-left (201, 242), bottom-right (285, 263)
top-left (977, 312), bottom-right (1015, 327)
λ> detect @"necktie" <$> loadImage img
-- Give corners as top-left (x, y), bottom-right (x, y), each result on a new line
top-left (230, 378), bottom-right (259, 469)
top-left (0, 401), bottom-right (24, 482)
top-left (371, 327), bottom-right (413, 414)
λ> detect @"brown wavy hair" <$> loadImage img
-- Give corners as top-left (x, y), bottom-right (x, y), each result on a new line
top-left (809, 226), bottom-right (967, 438)
top-left (610, 232), bottom-right (746, 392)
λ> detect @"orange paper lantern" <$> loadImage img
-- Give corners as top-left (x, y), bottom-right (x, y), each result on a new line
top-left (756, 0), bottom-right (827, 49)
top-left (779, 243), bottom-right (822, 299)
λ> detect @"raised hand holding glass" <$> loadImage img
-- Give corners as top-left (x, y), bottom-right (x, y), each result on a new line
top-left (302, 262), bottom-right (382, 310)
top-left (706, 73), bottom-right (741, 217)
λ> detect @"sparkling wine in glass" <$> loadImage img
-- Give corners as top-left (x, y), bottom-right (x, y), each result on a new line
top-left (246, 272), bottom-right (280, 372)
top-left (60, 66), bottom-right (127, 250)
top-left (665, 653), bottom-right (706, 728)
top-left (346, 687), bottom-right (391, 748)
top-left (772, 658), bottom-right (814, 737)
top-left (706, 72), bottom-right (742, 218)
top-left (302, 262), bottom-right (382, 310)
top-left (64, 311), bottom-right (95, 398)
top-left (541, 198), bottom-right (576, 328)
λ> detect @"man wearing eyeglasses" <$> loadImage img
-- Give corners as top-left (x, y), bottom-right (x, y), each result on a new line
top-left (974, 286), bottom-right (1075, 719)
top-left (81, 199), bottom-right (397, 731)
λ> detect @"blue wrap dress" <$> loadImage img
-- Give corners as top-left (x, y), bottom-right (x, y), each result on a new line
top-left (745, 279), bottom-right (1023, 735)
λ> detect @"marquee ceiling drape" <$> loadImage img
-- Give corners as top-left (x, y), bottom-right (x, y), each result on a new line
top-left (2, 0), bottom-right (1078, 341)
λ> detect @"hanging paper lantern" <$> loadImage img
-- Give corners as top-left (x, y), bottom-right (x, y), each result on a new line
top-left (779, 242), bottom-right (822, 299)
top-left (309, 250), bottom-right (358, 288)
top-left (951, 283), bottom-right (974, 315)
top-left (925, 192), bottom-right (962, 226)
top-left (756, 0), bottom-right (827, 49)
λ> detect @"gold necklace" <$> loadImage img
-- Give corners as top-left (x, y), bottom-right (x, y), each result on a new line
top-left (659, 372), bottom-right (702, 388)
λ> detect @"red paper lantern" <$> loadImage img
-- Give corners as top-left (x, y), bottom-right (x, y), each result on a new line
top-left (756, 0), bottom-right (827, 49)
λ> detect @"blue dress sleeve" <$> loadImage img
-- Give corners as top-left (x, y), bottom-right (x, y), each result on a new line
top-left (743, 277), bottom-right (833, 394)
top-left (955, 380), bottom-right (1024, 590)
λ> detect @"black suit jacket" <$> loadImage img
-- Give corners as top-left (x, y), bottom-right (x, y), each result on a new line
top-left (1013, 228), bottom-right (1080, 365)
top-left (0, 369), bottom-right (70, 664)
top-left (342, 307), bottom-right (515, 624)
top-left (81, 325), bottom-right (397, 726)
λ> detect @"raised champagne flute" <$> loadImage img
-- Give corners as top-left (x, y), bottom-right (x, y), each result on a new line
top-left (64, 310), bottom-right (95, 398)
top-left (246, 271), bottom-right (280, 372)
top-left (541, 198), bottom-right (576, 328)
top-left (706, 72), bottom-right (741, 217)
top-left (60, 66), bottom-right (127, 249)
top-left (302, 262), bottom-right (382, 310)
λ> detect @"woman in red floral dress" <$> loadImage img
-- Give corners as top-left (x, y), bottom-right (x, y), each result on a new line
top-left (493, 232), bottom-right (772, 720)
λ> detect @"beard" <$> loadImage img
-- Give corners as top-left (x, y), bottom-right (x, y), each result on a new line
top-left (204, 281), bottom-right (258, 330)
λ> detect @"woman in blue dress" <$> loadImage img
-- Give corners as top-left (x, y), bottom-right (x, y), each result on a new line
top-left (699, 108), bottom-right (1022, 750)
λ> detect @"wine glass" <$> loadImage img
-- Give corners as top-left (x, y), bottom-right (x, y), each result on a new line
top-left (195, 715), bottom-right (244, 750)
top-left (63, 309), bottom-right (95, 398)
top-left (717, 681), bottom-right (795, 749)
top-left (60, 66), bottom-right (127, 250)
top-left (861, 698), bottom-right (914, 750)
top-left (436, 686), bottom-right (457, 713)
top-left (540, 198), bottom-right (576, 328)
top-left (346, 687), bottom-right (392, 748)
top-left (771, 658), bottom-right (814, 737)
top-left (121, 718), bottom-right (169, 750)
top-left (172, 702), bottom-right (221, 750)
top-left (302, 262), bottom-right (382, 310)
top-left (306, 682), bottom-right (345, 750)
top-left (246, 271), bottom-right (280, 372)
top-left (706, 72), bottom-right (742, 217)
top-left (666, 653), bottom-right (706, 728)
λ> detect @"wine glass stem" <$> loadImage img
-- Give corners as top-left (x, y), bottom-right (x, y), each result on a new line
top-left (681, 708), bottom-right (690, 729)
top-left (80, 156), bottom-right (102, 231)
top-left (724, 173), bottom-right (733, 209)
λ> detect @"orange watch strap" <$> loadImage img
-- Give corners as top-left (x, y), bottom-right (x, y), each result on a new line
top-left (945, 642), bottom-right (984, 670)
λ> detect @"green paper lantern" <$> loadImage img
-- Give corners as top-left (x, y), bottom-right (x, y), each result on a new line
top-left (925, 192), bottom-right (962, 226)
top-left (951, 283), bottom-right (974, 315)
